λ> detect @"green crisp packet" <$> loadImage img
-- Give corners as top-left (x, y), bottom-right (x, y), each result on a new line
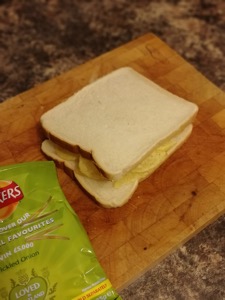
top-left (0, 161), bottom-right (122, 300)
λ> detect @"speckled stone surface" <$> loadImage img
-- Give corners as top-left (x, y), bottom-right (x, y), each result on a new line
top-left (121, 215), bottom-right (225, 300)
top-left (1, 1), bottom-right (225, 299)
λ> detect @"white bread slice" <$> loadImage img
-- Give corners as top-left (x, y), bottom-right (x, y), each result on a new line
top-left (41, 125), bottom-right (193, 208)
top-left (40, 67), bottom-right (198, 181)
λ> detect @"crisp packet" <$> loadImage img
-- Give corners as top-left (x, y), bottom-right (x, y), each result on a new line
top-left (0, 161), bottom-right (122, 300)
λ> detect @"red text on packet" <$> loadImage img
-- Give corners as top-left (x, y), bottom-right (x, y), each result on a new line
top-left (0, 181), bottom-right (24, 209)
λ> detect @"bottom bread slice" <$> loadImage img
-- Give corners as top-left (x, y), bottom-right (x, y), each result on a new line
top-left (41, 124), bottom-right (193, 208)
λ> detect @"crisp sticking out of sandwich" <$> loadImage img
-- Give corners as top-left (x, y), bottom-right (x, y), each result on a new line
top-left (40, 67), bottom-right (198, 207)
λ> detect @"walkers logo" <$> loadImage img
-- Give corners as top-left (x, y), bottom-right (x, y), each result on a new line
top-left (0, 180), bottom-right (24, 221)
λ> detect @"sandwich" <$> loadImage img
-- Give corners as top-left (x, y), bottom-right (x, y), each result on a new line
top-left (40, 67), bottom-right (198, 208)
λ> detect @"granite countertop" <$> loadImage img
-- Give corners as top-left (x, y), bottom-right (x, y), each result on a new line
top-left (1, 1), bottom-right (225, 299)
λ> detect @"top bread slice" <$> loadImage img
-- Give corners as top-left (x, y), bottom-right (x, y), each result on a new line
top-left (40, 67), bottom-right (198, 181)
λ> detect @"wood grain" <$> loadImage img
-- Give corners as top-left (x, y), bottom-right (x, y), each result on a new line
top-left (1, 33), bottom-right (225, 291)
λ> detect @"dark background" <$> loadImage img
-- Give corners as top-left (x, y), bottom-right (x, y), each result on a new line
top-left (1, 0), bottom-right (225, 102)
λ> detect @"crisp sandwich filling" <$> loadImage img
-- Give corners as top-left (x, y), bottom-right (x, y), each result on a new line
top-left (53, 136), bottom-right (177, 187)
top-left (114, 139), bottom-right (175, 187)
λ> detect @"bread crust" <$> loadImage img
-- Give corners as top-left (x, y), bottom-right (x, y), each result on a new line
top-left (41, 124), bottom-right (193, 208)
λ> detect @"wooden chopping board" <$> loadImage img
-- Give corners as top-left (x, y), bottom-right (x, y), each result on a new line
top-left (1, 33), bottom-right (225, 291)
